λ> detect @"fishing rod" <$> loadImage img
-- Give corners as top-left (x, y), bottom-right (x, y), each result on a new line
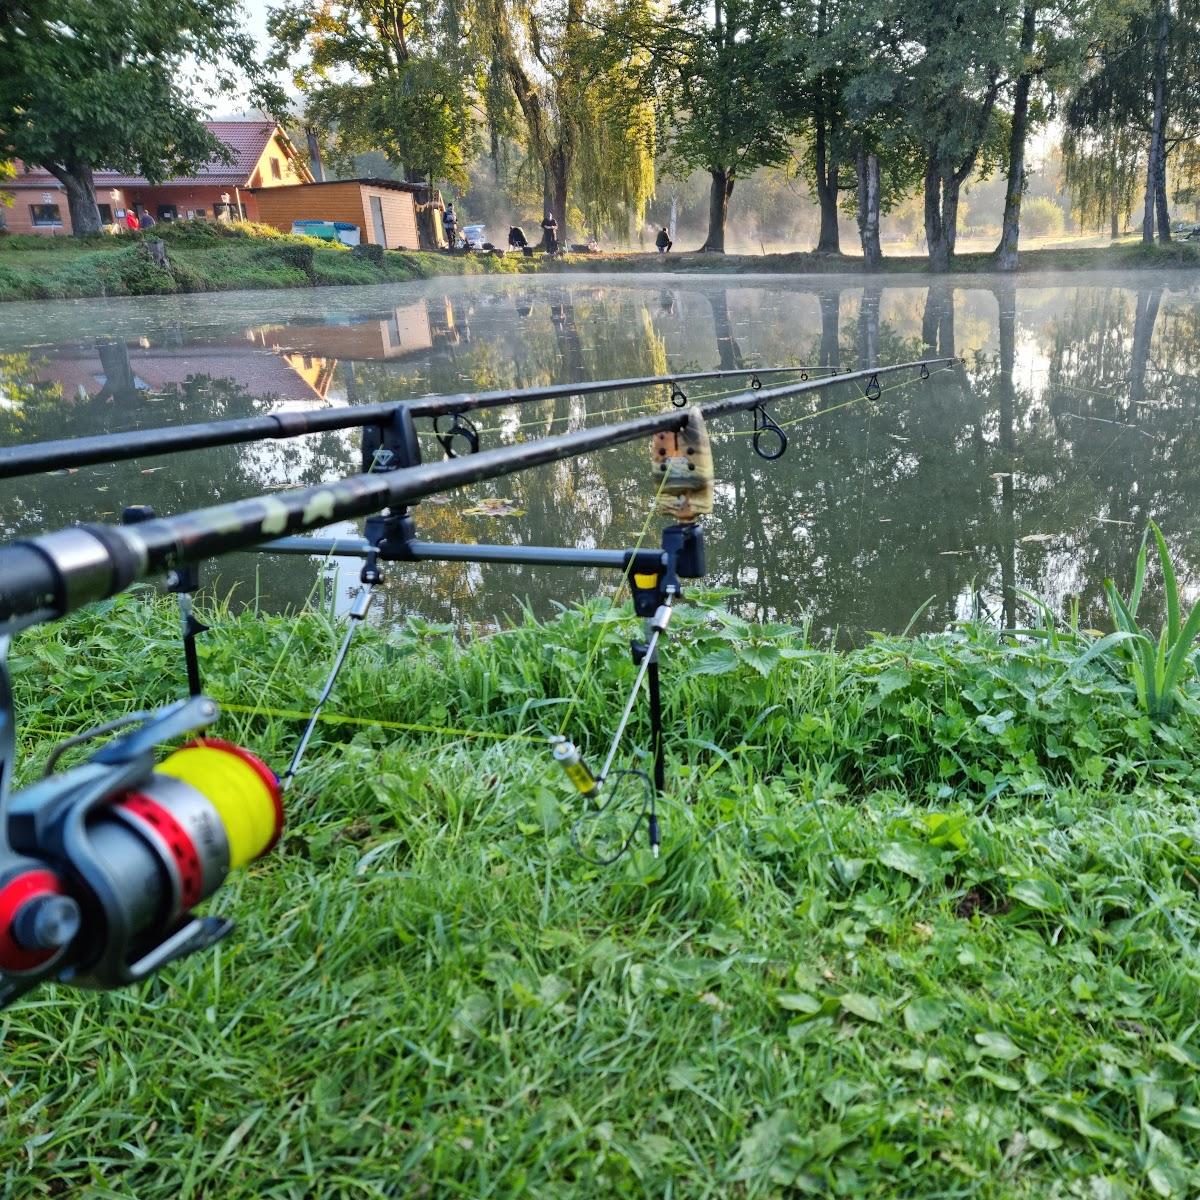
top-left (0, 358), bottom-right (951, 627)
top-left (0, 357), bottom-right (953, 1007)
top-left (0, 366), bottom-right (816, 481)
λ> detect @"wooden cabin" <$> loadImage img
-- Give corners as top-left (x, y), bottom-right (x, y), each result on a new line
top-left (249, 180), bottom-right (425, 250)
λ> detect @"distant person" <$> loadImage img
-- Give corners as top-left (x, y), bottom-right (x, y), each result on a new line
top-left (124, 209), bottom-right (140, 231)
top-left (656, 226), bottom-right (672, 254)
top-left (443, 203), bottom-right (457, 248)
top-left (541, 211), bottom-right (558, 254)
top-left (508, 225), bottom-right (528, 251)
top-left (140, 211), bottom-right (156, 229)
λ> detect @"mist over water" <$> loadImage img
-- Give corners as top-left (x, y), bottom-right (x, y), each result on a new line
top-left (0, 270), bottom-right (1196, 642)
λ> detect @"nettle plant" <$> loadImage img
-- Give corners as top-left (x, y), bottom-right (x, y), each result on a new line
top-left (1103, 522), bottom-right (1200, 720)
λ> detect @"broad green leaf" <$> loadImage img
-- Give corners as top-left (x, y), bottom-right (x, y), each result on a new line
top-left (1009, 877), bottom-right (1066, 913)
top-left (741, 644), bottom-right (781, 677)
top-left (1150, 522), bottom-right (1180, 643)
top-left (840, 992), bottom-right (884, 1023)
top-left (1026, 1125), bottom-right (1062, 1151)
top-left (903, 996), bottom-right (949, 1035)
top-left (975, 1030), bottom-right (1022, 1061)
top-left (1040, 1101), bottom-right (1126, 1150)
top-left (775, 991), bottom-right (824, 1013)
top-left (968, 1066), bottom-right (1022, 1091)
top-left (1137, 1081), bottom-right (1177, 1125)
top-left (873, 668), bottom-right (911, 698)
top-left (693, 647), bottom-right (739, 675)
top-left (878, 840), bottom-right (944, 882)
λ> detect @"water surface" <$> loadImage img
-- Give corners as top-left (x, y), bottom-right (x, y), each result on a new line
top-left (1, 271), bottom-right (1197, 639)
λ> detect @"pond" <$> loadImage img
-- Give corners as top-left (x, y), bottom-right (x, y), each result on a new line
top-left (0, 271), bottom-right (1197, 641)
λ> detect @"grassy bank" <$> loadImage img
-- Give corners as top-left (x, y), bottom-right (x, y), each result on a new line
top-left (3, 586), bottom-right (1200, 1197)
top-left (557, 239), bottom-right (1200, 277)
top-left (2, 224), bottom-right (1197, 303)
top-left (0, 221), bottom-right (530, 302)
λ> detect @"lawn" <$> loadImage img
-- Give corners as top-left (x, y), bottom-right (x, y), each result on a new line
top-left (0, 222), bottom-right (528, 302)
top-left (2, 580), bottom-right (1199, 1198)
top-left (2, 223), bottom-right (1197, 305)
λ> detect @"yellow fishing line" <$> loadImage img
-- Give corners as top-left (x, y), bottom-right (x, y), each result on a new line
top-left (217, 702), bottom-right (549, 743)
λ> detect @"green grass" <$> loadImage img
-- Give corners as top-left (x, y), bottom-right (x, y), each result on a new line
top-left (2, 223), bottom-right (1195, 303)
top-left (553, 240), bottom-right (1200, 276)
top-left (0, 221), bottom-right (529, 302)
top-left (3, 585), bottom-right (1200, 1197)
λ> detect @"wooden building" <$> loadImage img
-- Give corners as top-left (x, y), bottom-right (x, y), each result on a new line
top-left (250, 180), bottom-right (425, 250)
top-left (4, 122), bottom-right (313, 235)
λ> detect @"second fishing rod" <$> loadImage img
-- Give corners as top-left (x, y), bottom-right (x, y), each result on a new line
top-left (0, 358), bottom-right (955, 630)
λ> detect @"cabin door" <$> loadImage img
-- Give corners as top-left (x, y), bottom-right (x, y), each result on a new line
top-left (369, 196), bottom-right (387, 246)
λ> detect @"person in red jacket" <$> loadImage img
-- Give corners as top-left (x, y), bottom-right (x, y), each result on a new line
top-left (124, 209), bottom-right (140, 231)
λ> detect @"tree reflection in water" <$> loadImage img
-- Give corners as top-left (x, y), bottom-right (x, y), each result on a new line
top-left (0, 274), bottom-right (1197, 639)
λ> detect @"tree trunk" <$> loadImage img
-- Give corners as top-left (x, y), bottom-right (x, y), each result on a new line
top-left (994, 2), bottom-right (1036, 271)
top-left (924, 161), bottom-right (952, 273)
top-left (855, 148), bottom-right (882, 269)
top-left (944, 179), bottom-right (961, 254)
top-left (818, 288), bottom-right (841, 368)
top-left (1129, 285), bottom-right (1163, 406)
top-left (1143, 2), bottom-right (1168, 245)
top-left (857, 282), bottom-right (881, 368)
top-left (1110, 186), bottom-right (1120, 241)
top-left (702, 168), bottom-right (734, 252)
top-left (814, 121), bottom-right (841, 253)
top-left (710, 290), bottom-right (743, 369)
top-left (995, 279), bottom-right (1017, 627)
top-left (45, 161), bottom-right (102, 236)
top-left (550, 147), bottom-right (570, 246)
top-left (1154, 116), bottom-right (1171, 242)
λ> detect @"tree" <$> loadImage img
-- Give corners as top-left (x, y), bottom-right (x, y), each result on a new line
top-left (268, 0), bottom-right (473, 191)
top-left (1062, 122), bottom-right (1142, 237)
top-left (786, 0), bottom-right (851, 253)
top-left (826, 0), bottom-right (925, 268)
top-left (480, 0), bottom-right (656, 244)
top-left (654, 0), bottom-right (792, 252)
top-left (0, 0), bottom-right (278, 236)
top-left (1067, 0), bottom-right (1200, 245)
top-left (892, 0), bottom-right (1014, 271)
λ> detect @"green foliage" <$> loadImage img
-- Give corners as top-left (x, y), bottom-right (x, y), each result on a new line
top-left (656, 0), bottom-right (793, 184)
top-left (0, 230), bottom-right (532, 301)
top-left (4, 590), bottom-right (1200, 1194)
top-left (1103, 522), bottom-right (1200, 720)
top-left (0, 1), bottom-right (281, 232)
top-left (270, 2), bottom-right (474, 190)
top-left (1022, 194), bottom-right (1067, 237)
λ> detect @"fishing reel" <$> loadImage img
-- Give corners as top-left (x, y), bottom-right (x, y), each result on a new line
top-left (0, 669), bottom-right (282, 1008)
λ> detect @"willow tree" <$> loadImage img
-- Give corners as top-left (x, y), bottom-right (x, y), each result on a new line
top-left (269, 0), bottom-right (473, 190)
top-left (1062, 124), bottom-right (1142, 237)
top-left (1067, 0), bottom-right (1200, 244)
top-left (573, 60), bottom-right (656, 239)
top-left (481, 0), bottom-right (656, 243)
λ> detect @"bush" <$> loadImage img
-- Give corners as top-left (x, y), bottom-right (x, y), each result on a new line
top-left (1022, 195), bottom-right (1066, 238)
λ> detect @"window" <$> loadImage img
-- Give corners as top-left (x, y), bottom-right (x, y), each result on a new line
top-left (97, 204), bottom-right (113, 224)
top-left (270, 157), bottom-right (281, 180)
top-left (156, 205), bottom-right (178, 222)
top-left (30, 204), bottom-right (62, 227)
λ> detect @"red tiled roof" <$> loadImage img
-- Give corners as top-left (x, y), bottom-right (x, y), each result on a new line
top-left (13, 121), bottom-right (308, 189)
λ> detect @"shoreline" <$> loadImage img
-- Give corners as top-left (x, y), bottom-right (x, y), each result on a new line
top-left (1, 226), bottom-right (1196, 304)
